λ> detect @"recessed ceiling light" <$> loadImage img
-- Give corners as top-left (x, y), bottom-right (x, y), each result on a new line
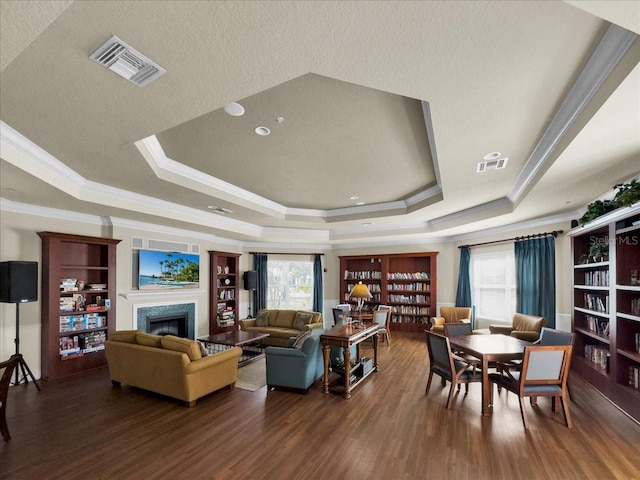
top-left (223, 102), bottom-right (245, 117)
top-left (350, 194), bottom-right (359, 201)
top-left (255, 126), bottom-right (270, 136)
top-left (483, 152), bottom-right (501, 160)
top-left (356, 201), bottom-right (365, 206)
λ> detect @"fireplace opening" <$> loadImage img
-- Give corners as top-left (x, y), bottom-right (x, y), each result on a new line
top-left (146, 313), bottom-right (188, 338)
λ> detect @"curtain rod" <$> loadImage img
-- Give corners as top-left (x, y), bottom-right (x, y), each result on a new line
top-left (458, 230), bottom-right (563, 249)
top-left (249, 252), bottom-right (324, 256)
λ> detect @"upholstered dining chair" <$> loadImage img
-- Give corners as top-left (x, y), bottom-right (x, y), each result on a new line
top-left (372, 309), bottom-right (391, 346)
top-left (425, 331), bottom-right (482, 409)
top-left (1, 355), bottom-right (20, 442)
top-left (332, 304), bottom-right (351, 326)
top-left (443, 323), bottom-right (479, 371)
top-left (488, 345), bottom-right (573, 429)
top-left (497, 327), bottom-right (575, 401)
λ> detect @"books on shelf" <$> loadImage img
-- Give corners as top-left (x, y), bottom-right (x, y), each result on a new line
top-left (59, 313), bottom-right (104, 332)
top-left (585, 315), bottom-right (609, 337)
top-left (630, 366), bottom-right (640, 389)
top-left (344, 270), bottom-right (382, 280)
top-left (585, 345), bottom-right (610, 372)
top-left (218, 289), bottom-right (234, 300)
top-left (583, 293), bottom-right (609, 313)
top-left (583, 270), bottom-right (609, 287)
top-left (386, 272), bottom-right (430, 280)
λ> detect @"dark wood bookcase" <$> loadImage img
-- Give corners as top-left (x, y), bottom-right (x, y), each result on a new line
top-left (208, 251), bottom-right (240, 334)
top-left (339, 252), bottom-right (437, 333)
top-left (38, 232), bottom-right (120, 380)
top-left (569, 205), bottom-right (640, 422)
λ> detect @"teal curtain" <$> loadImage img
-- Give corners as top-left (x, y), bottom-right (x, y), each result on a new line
top-left (515, 236), bottom-right (556, 328)
top-left (313, 254), bottom-right (323, 313)
top-left (455, 246), bottom-right (474, 327)
top-left (253, 253), bottom-right (268, 312)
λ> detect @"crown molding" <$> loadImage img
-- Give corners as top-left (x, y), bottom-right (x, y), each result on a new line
top-left (508, 24), bottom-right (638, 205)
top-left (135, 100), bottom-right (444, 224)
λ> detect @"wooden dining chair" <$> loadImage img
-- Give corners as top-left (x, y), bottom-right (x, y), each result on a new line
top-left (488, 345), bottom-right (573, 429)
top-left (1, 355), bottom-right (20, 442)
top-left (497, 327), bottom-right (575, 401)
top-left (372, 309), bottom-right (391, 346)
top-left (425, 331), bottom-right (482, 409)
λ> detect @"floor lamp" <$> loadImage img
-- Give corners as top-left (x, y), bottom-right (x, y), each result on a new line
top-left (0, 261), bottom-right (41, 390)
top-left (349, 281), bottom-right (372, 325)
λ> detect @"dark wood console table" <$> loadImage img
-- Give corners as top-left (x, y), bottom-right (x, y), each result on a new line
top-left (321, 322), bottom-right (379, 399)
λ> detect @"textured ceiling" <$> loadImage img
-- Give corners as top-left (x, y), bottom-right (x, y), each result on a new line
top-left (1, 1), bottom-right (639, 246)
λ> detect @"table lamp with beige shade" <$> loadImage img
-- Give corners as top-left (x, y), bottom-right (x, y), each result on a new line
top-left (349, 281), bottom-right (372, 326)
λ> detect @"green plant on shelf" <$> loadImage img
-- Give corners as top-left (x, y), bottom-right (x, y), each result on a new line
top-left (333, 357), bottom-right (358, 371)
top-left (579, 180), bottom-right (640, 226)
top-left (589, 242), bottom-right (609, 263)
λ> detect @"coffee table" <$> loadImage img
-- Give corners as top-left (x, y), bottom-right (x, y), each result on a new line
top-left (198, 331), bottom-right (270, 367)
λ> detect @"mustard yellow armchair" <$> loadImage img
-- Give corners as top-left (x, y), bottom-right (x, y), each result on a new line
top-left (430, 307), bottom-right (472, 333)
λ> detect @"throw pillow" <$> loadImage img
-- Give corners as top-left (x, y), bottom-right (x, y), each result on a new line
top-left (136, 332), bottom-right (162, 347)
top-left (197, 340), bottom-right (209, 357)
top-left (160, 335), bottom-right (202, 361)
top-left (255, 310), bottom-right (270, 327)
top-left (291, 329), bottom-right (312, 349)
top-left (293, 311), bottom-right (314, 330)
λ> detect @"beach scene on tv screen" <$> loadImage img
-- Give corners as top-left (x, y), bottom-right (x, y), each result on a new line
top-left (139, 250), bottom-right (199, 290)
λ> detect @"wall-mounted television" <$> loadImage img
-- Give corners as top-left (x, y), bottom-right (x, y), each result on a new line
top-left (138, 250), bottom-right (200, 290)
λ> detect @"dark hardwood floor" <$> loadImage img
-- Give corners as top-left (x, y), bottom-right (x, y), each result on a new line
top-left (1, 332), bottom-right (639, 480)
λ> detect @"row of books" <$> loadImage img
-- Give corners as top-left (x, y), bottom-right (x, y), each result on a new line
top-left (583, 293), bottom-right (609, 313)
top-left (59, 313), bottom-right (106, 332)
top-left (60, 278), bottom-right (79, 292)
top-left (585, 315), bottom-right (609, 337)
top-left (346, 283), bottom-right (381, 293)
top-left (387, 272), bottom-right (430, 280)
top-left (218, 309), bottom-right (235, 327)
top-left (218, 290), bottom-right (235, 300)
top-left (388, 282), bottom-right (430, 292)
top-left (583, 270), bottom-right (609, 287)
top-left (342, 293), bottom-right (382, 302)
top-left (631, 298), bottom-right (640, 317)
top-left (344, 270), bottom-right (382, 280)
top-left (629, 366), bottom-right (640, 389)
top-left (387, 294), bottom-right (430, 304)
top-left (635, 332), bottom-right (640, 353)
top-left (391, 306), bottom-right (431, 316)
top-left (59, 331), bottom-right (107, 359)
top-left (391, 314), bottom-right (429, 324)
top-left (584, 345), bottom-right (610, 373)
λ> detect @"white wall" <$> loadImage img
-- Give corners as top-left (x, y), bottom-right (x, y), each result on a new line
top-left (0, 208), bottom-right (574, 379)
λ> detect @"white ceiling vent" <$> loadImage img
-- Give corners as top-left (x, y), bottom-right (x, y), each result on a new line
top-left (90, 35), bottom-right (166, 87)
top-left (477, 157), bottom-right (508, 173)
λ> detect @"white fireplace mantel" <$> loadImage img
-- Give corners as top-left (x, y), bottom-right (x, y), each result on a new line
top-left (120, 290), bottom-right (206, 300)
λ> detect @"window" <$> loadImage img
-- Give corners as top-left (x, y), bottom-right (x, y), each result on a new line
top-left (267, 258), bottom-right (313, 310)
top-left (472, 250), bottom-right (516, 325)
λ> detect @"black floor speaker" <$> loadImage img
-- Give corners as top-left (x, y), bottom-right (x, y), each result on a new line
top-left (243, 270), bottom-right (257, 291)
top-left (0, 261), bottom-right (38, 303)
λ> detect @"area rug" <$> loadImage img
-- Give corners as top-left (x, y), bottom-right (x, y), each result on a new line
top-left (235, 358), bottom-right (266, 391)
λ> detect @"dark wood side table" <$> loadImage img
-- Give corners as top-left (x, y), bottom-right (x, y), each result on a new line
top-left (321, 322), bottom-right (380, 399)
